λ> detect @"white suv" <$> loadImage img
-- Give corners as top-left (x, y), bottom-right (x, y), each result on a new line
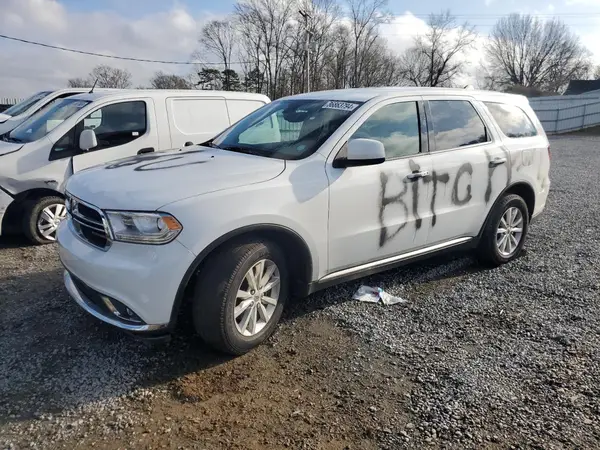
top-left (57, 87), bottom-right (551, 355)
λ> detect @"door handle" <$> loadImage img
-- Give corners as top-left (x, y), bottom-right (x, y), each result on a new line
top-left (137, 147), bottom-right (155, 155)
top-left (406, 171), bottom-right (429, 181)
top-left (489, 157), bottom-right (507, 167)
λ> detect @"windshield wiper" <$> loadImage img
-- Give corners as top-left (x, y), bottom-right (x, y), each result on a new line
top-left (219, 145), bottom-right (268, 157)
top-left (0, 134), bottom-right (22, 143)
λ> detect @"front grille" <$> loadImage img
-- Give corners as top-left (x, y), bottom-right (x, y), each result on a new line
top-left (66, 194), bottom-right (111, 250)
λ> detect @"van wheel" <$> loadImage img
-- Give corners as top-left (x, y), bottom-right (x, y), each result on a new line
top-left (22, 196), bottom-right (67, 245)
top-left (192, 240), bottom-right (288, 355)
top-left (477, 194), bottom-right (529, 267)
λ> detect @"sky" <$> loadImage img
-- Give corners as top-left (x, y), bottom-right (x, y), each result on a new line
top-left (1, 0), bottom-right (599, 98)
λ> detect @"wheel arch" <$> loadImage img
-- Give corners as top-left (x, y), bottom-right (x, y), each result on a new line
top-left (1, 188), bottom-right (64, 235)
top-left (477, 181), bottom-right (535, 241)
top-left (169, 224), bottom-right (314, 328)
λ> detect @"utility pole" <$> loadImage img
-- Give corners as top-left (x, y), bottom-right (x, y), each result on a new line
top-left (299, 9), bottom-right (312, 93)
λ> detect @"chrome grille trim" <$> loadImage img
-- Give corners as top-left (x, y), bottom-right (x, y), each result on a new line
top-left (65, 192), bottom-right (112, 250)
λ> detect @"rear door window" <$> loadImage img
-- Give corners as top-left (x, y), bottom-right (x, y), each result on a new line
top-left (428, 100), bottom-right (489, 151)
top-left (484, 102), bottom-right (538, 138)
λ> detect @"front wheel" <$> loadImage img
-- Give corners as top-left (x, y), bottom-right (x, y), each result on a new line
top-left (477, 194), bottom-right (529, 267)
top-left (192, 240), bottom-right (288, 355)
top-left (22, 196), bottom-right (67, 245)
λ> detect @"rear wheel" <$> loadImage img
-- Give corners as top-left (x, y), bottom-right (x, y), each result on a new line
top-left (477, 194), bottom-right (529, 267)
top-left (192, 240), bottom-right (288, 355)
top-left (22, 196), bottom-right (66, 245)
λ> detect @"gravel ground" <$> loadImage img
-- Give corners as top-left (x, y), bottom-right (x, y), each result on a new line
top-left (1, 135), bottom-right (599, 449)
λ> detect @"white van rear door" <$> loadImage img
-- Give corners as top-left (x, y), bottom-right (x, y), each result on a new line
top-left (166, 97), bottom-right (230, 148)
top-left (72, 99), bottom-right (159, 172)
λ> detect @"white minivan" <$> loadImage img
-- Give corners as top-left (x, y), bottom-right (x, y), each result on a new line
top-left (0, 88), bottom-right (119, 135)
top-left (0, 89), bottom-right (270, 244)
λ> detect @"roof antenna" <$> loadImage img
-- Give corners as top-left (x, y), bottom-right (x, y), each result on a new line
top-left (89, 78), bottom-right (98, 94)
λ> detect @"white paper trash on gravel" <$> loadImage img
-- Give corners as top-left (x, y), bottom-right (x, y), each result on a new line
top-left (353, 286), bottom-right (407, 306)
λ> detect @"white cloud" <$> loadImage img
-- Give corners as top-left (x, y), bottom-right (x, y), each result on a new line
top-left (0, 0), bottom-right (217, 98)
top-left (566, 0), bottom-right (600, 5)
top-left (485, 0), bottom-right (496, 6)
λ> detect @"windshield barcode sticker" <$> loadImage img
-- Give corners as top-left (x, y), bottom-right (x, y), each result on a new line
top-left (322, 101), bottom-right (359, 112)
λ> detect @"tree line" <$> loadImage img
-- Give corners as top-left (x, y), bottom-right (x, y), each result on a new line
top-left (68, 0), bottom-right (598, 98)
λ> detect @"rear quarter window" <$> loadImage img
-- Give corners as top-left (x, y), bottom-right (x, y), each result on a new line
top-left (484, 102), bottom-right (538, 138)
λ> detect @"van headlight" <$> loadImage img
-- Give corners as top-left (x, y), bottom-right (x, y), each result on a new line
top-left (105, 211), bottom-right (182, 244)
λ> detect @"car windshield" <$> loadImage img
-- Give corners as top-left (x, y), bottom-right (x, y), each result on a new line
top-left (212, 98), bottom-right (363, 160)
top-left (4, 98), bottom-right (91, 144)
top-left (3, 91), bottom-right (52, 117)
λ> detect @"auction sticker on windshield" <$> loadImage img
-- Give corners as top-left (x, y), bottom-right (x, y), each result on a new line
top-left (322, 101), bottom-right (360, 112)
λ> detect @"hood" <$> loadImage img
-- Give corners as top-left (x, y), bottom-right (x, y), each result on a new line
top-left (0, 113), bottom-right (11, 124)
top-left (0, 141), bottom-right (23, 157)
top-left (66, 147), bottom-right (286, 210)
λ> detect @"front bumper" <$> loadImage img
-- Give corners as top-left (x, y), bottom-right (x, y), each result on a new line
top-left (57, 220), bottom-right (196, 331)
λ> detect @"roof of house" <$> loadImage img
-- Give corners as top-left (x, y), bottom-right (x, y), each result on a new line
top-left (564, 80), bottom-right (600, 96)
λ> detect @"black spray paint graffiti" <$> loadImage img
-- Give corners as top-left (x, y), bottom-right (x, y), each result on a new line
top-left (378, 171), bottom-right (409, 248)
top-left (484, 148), bottom-right (511, 203)
top-left (378, 160), bottom-right (474, 248)
top-left (104, 149), bottom-right (211, 172)
top-left (422, 171), bottom-right (449, 227)
top-left (451, 163), bottom-right (473, 206)
top-left (378, 154), bottom-right (514, 248)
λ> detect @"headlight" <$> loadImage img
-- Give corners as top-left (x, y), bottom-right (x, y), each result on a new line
top-left (105, 211), bottom-right (182, 244)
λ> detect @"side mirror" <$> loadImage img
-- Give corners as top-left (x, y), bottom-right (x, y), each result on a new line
top-left (79, 129), bottom-right (98, 152)
top-left (333, 138), bottom-right (386, 169)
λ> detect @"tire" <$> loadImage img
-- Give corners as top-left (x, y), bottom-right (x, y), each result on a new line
top-left (476, 194), bottom-right (529, 267)
top-left (192, 240), bottom-right (288, 355)
top-left (22, 196), bottom-right (67, 245)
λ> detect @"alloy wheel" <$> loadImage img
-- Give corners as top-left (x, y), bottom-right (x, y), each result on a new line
top-left (234, 259), bottom-right (280, 337)
top-left (496, 207), bottom-right (524, 257)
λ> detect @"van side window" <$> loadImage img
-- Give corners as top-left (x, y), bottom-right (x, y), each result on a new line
top-left (484, 102), bottom-right (538, 138)
top-left (429, 100), bottom-right (489, 151)
top-left (86, 101), bottom-right (147, 151)
top-left (350, 102), bottom-right (420, 159)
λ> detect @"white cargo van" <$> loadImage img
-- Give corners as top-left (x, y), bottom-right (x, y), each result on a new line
top-left (0, 88), bottom-right (120, 135)
top-left (0, 89), bottom-right (270, 244)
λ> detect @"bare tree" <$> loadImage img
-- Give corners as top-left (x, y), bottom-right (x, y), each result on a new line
top-left (593, 65), bottom-right (600, 80)
top-left (400, 11), bottom-right (476, 87)
top-left (347, 0), bottom-right (390, 87)
top-left (89, 65), bottom-right (132, 89)
top-left (67, 65), bottom-right (132, 89)
top-left (485, 14), bottom-right (591, 93)
top-left (198, 20), bottom-right (237, 89)
top-left (150, 72), bottom-right (192, 89)
top-left (235, 0), bottom-right (297, 99)
top-left (67, 77), bottom-right (91, 88)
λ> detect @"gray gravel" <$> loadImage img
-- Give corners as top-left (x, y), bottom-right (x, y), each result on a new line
top-left (1, 135), bottom-right (599, 449)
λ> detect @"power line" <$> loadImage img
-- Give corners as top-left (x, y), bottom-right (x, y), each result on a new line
top-left (402, 12), bottom-right (600, 18)
top-left (0, 34), bottom-right (250, 65)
